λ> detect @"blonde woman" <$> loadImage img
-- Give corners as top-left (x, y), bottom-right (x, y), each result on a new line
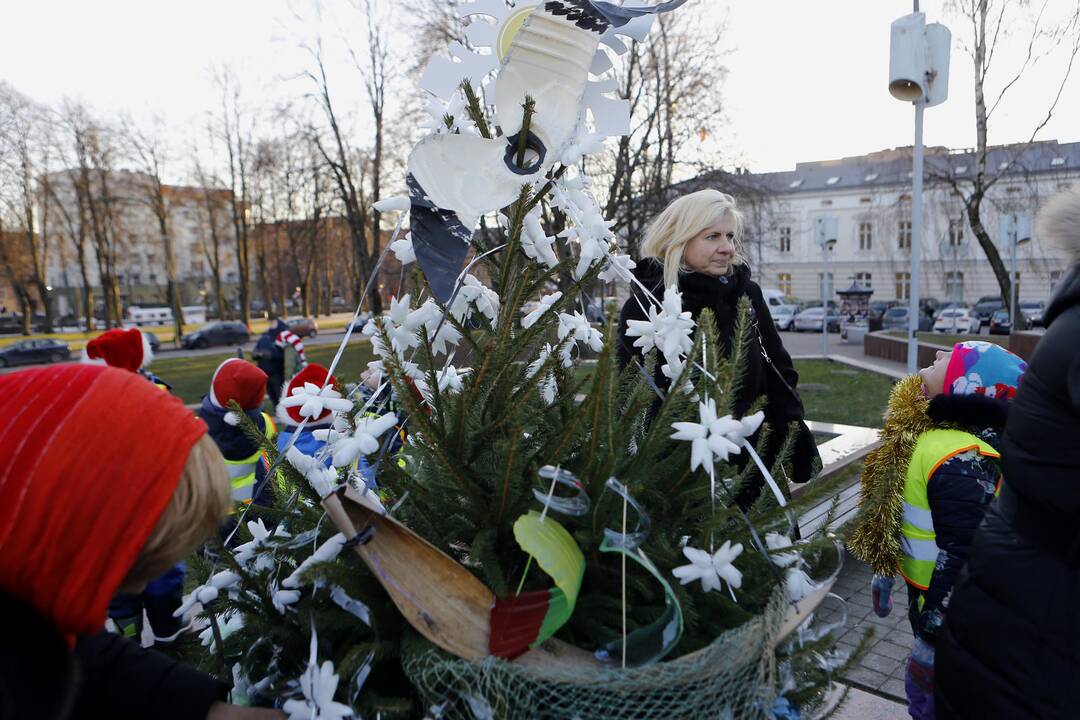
top-left (616, 189), bottom-right (820, 505)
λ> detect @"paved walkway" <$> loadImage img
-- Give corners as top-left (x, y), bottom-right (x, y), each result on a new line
top-left (780, 331), bottom-right (908, 378)
top-left (823, 550), bottom-right (912, 702)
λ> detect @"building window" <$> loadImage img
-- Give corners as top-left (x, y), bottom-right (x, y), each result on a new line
top-left (1051, 270), bottom-right (1063, 292)
top-left (858, 222), bottom-right (873, 250)
top-left (855, 272), bottom-right (872, 289)
top-left (898, 221), bottom-right (912, 250)
top-left (948, 219), bottom-right (964, 246)
top-left (778, 226), bottom-right (792, 253)
top-left (945, 271), bottom-right (964, 301)
top-left (777, 273), bottom-right (793, 297)
top-left (896, 272), bottom-right (911, 300)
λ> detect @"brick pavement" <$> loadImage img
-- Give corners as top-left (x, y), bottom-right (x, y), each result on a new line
top-left (818, 550), bottom-right (912, 702)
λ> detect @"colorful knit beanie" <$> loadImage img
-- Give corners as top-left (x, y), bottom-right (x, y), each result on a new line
top-left (943, 341), bottom-right (1027, 400)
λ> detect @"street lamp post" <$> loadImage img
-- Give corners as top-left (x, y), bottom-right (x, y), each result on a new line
top-left (1001, 212), bottom-right (1032, 328)
top-left (889, 3), bottom-right (951, 373)
top-left (815, 215), bottom-right (838, 358)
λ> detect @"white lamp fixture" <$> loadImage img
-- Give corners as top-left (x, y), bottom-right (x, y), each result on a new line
top-left (889, 6), bottom-right (951, 373)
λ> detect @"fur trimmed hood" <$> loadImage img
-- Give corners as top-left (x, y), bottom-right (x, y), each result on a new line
top-left (928, 392), bottom-right (1010, 434)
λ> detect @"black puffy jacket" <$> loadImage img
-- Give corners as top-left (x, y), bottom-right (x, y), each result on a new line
top-left (936, 263), bottom-right (1080, 719)
top-left (0, 591), bottom-right (227, 720)
top-left (616, 259), bottom-right (820, 500)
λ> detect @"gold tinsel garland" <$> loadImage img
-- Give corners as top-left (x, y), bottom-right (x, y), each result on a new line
top-left (846, 375), bottom-right (932, 577)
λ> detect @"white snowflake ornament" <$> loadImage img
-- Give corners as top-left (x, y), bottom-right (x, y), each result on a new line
top-left (671, 402), bottom-right (765, 477)
top-left (526, 344), bottom-right (558, 404)
top-left (598, 252), bottom-right (635, 283)
top-left (450, 274), bottom-right (500, 325)
top-left (389, 233), bottom-right (416, 265)
top-left (281, 382), bottom-right (354, 423)
top-left (233, 519), bottom-right (291, 572)
top-left (556, 311), bottom-right (603, 366)
top-left (520, 209), bottom-right (560, 269)
top-left (286, 447), bottom-right (339, 498)
top-left (283, 631), bottom-right (354, 720)
top-left (521, 292), bottom-right (562, 329)
top-left (766, 532), bottom-right (816, 602)
top-left (312, 412), bottom-right (398, 468)
top-left (436, 366), bottom-right (470, 394)
top-left (672, 541), bottom-right (744, 597)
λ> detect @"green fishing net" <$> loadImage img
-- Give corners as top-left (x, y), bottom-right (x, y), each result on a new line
top-left (403, 589), bottom-right (791, 720)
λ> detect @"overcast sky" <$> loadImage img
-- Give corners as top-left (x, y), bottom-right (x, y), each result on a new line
top-left (2, 0), bottom-right (1078, 175)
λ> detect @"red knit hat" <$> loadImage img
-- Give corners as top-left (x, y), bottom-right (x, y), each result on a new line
top-left (210, 358), bottom-right (268, 425)
top-left (0, 364), bottom-right (207, 638)
top-left (83, 328), bottom-right (152, 372)
top-left (277, 363), bottom-right (340, 426)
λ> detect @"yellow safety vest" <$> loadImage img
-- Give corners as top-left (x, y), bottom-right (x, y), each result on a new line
top-left (226, 413), bottom-right (278, 505)
top-left (898, 429), bottom-right (1000, 590)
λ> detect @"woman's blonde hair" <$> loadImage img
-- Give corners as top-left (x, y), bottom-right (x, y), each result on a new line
top-left (1036, 186), bottom-right (1080, 264)
top-left (123, 435), bottom-right (232, 589)
top-left (640, 189), bottom-right (747, 288)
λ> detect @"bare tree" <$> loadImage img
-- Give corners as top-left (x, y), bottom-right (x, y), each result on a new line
top-left (354, 0), bottom-right (394, 295)
top-left (215, 68), bottom-right (253, 325)
top-left (933, 0), bottom-right (1080, 322)
top-left (0, 83), bottom-right (54, 332)
top-left (592, 7), bottom-right (729, 259)
top-left (45, 104), bottom-right (98, 331)
top-left (304, 43), bottom-right (381, 314)
top-left (63, 106), bottom-right (126, 328)
top-left (125, 118), bottom-right (186, 343)
top-left (193, 154), bottom-right (232, 320)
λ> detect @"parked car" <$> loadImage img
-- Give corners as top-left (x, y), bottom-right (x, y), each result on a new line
top-left (933, 302), bottom-right (970, 319)
top-left (988, 309), bottom-right (1014, 335)
top-left (142, 330), bottom-right (161, 355)
top-left (882, 306), bottom-right (935, 332)
top-left (286, 316), bottom-right (319, 338)
top-left (793, 306), bottom-right (841, 333)
top-left (1019, 300), bottom-right (1045, 328)
top-left (933, 308), bottom-right (975, 334)
top-left (348, 313), bottom-right (375, 333)
top-left (0, 314), bottom-right (26, 335)
top-left (0, 338), bottom-right (71, 367)
top-left (970, 296), bottom-right (1005, 331)
top-left (771, 304), bottom-right (799, 331)
top-left (181, 321), bottom-right (250, 349)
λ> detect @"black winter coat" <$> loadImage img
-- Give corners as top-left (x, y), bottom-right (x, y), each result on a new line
top-left (936, 263), bottom-right (1080, 720)
top-left (0, 592), bottom-right (227, 720)
top-left (616, 259), bottom-right (821, 502)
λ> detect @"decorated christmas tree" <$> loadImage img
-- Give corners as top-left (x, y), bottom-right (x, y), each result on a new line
top-left (185, 3), bottom-right (851, 718)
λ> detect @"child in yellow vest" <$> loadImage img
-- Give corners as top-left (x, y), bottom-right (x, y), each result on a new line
top-left (848, 341), bottom-right (1027, 720)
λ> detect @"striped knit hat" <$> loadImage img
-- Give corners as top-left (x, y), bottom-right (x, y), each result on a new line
top-left (0, 364), bottom-right (207, 638)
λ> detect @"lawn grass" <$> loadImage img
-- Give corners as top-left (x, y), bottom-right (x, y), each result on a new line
top-left (151, 340), bottom-right (376, 405)
top-left (154, 349), bottom-right (894, 431)
top-left (793, 359), bottom-right (894, 429)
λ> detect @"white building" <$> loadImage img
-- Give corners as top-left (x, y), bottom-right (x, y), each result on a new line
top-left (41, 169), bottom-right (238, 317)
top-left (684, 140), bottom-right (1079, 305)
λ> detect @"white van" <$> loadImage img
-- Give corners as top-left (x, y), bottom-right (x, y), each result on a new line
top-left (760, 289), bottom-right (790, 308)
top-left (127, 306), bottom-right (172, 326)
top-left (126, 305), bottom-right (207, 326)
